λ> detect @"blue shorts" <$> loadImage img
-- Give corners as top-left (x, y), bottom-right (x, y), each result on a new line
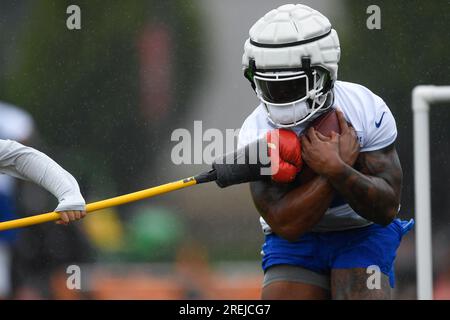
top-left (261, 218), bottom-right (414, 288)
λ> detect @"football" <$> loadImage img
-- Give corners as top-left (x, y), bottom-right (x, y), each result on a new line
top-left (298, 108), bottom-right (341, 183)
top-left (311, 108), bottom-right (341, 137)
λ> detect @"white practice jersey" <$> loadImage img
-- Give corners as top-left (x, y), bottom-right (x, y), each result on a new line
top-left (238, 80), bottom-right (397, 233)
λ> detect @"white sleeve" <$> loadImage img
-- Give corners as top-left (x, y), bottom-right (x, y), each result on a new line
top-left (0, 139), bottom-right (85, 212)
top-left (237, 122), bottom-right (257, 149)
top-left (238, 111), bottom-right (268, 149)
top-left (361, 102), bottom-right (397, 152)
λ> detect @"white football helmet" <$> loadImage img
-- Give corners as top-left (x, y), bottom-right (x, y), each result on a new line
top-left (242, 4), bottom-right (341, 127)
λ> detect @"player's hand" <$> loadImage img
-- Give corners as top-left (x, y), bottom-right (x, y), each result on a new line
top-left (301, 127), bottom-right (342, 176)
top-left (336, 110), bottom-right (360, 166)
top-left (56, 210), bottom-right (87, 225)
top-left (267, 129), bottom-right (302, 183)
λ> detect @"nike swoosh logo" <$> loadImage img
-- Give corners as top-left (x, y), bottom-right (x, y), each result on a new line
top-left (375, 112), bottom-right (386, 128)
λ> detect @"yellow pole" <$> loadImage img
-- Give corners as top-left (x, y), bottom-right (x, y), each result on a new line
top-left (0, 176), bottom-right (198, 232)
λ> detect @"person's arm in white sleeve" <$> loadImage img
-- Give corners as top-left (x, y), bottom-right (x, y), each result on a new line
top-left (0, 139), bottom-right (86, 225)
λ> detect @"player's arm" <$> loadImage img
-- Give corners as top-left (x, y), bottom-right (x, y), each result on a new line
top-left (0, 139), bottom-right (86, 225)
top-left (250, 175), bottom-right (334, 241)
top-left (325, 144), bottom-right (402, 226)
top-left (302, 111), bottom-right (401, 226)
top-left (249, 128), bottom-right (358, 241)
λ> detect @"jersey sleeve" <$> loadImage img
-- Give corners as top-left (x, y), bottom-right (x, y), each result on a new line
top-left (238, 104), bottom-right (274, 149)
top-left (238, 114), bottom-right (262, 149)
top-left (237, 120), bottom-right (257, 149)
top-left (0, 139), bottom-right (85, 211)
top-left (361, 101), bottom-right (398, 152)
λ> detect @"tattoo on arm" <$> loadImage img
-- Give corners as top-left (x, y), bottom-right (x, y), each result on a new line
top-left (327, 143), bottom-right (402, 225)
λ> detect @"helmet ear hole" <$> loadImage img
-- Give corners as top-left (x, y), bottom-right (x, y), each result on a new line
top-left (244, 68), bottom-right (256, 91)
top-left (244, 59), bottom-right (257, 91)
top-left (312, 67), bottom-right (333, 94)
top-left (320, 69), bottom-right (333, 93)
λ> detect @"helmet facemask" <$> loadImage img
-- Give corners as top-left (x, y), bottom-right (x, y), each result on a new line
top-left (252, 63), bottom-right (332, 128)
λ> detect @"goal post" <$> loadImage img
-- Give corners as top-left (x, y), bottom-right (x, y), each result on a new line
top-left (412, 85), bottom-right (450, 300)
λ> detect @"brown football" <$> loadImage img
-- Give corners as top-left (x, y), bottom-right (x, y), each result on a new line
top-left (311, 108), bottom-right (341, 137)
top-left (297, 108), bottom-right (341, 183)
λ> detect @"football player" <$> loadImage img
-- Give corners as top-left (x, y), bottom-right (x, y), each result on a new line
top-left (239, 4), bottom-right (414, 299)
top-left (0, 139), bottom-right (86, 225)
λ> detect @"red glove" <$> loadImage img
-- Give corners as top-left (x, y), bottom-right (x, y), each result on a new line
top-left (267, 129), bottom-right (302, 183)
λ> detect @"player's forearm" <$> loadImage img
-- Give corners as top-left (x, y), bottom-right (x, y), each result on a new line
top-left (0, 140), bottom-right (85, 211)
top-left (275, 177), bottom-right (334, 239)
top-left (17, 153), bottom-right (85, 211)
top-left (325, 161), bottom-right (398, 225)
top-left (252, 176), bottom-right (334, 241)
